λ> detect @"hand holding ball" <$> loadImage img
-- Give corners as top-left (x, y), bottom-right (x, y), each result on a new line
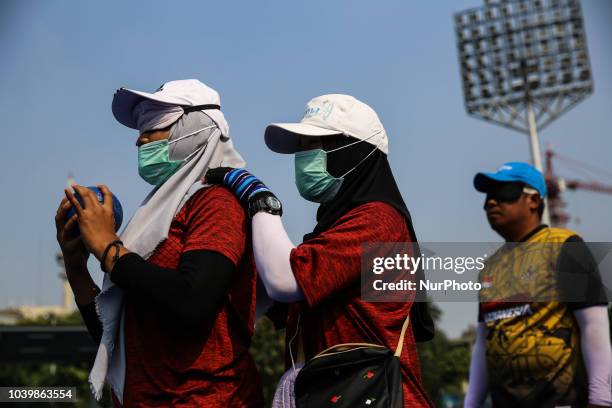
top-left (66, 186), bottom-right (123, 234)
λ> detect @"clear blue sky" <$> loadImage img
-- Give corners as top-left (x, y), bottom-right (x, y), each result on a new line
top-left (1, 0), bottom-right (610, 337)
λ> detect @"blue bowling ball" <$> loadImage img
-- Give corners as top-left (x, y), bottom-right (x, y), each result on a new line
top-left (66, 186), bottom-right (123, 233)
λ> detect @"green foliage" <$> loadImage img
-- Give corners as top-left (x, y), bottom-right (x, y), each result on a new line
top-left (250, 317), bottom-right (286, 406)
top-left (416, 303), bottom-right (471, 405)
top-left (0, 362), bottom-right (97, 408)
top-left (17, 310), bottom-right (85, 326)
top-left (0, 311), bottom-right (110, 407)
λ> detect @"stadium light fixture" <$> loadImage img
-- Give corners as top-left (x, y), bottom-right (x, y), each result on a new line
top-left (455, 0), bottom-right (593, 223)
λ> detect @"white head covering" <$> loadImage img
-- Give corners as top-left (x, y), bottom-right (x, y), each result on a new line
top-left (89, 106), bottom-right (245, 402)
top-left (133, 99), bottom-right (184, 132)
top-left (112, 79), bottom-right (230, 137)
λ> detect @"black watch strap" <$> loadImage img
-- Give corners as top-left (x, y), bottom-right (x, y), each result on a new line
top-left (248, 194), bottom-right (282, 218)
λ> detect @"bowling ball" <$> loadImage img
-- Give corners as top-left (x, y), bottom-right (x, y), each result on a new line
top-left (66, 186), bottom-right (123, 234)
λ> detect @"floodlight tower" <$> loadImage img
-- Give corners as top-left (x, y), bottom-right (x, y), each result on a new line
top-left (454, 0), bottom-right (593, 224)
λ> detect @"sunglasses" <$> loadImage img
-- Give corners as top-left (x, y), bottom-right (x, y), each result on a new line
top-left (485, 182), bottom-right (539, 203)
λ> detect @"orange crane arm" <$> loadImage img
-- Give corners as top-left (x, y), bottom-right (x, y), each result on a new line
top-left (564, 180), bottom-right (612, 194)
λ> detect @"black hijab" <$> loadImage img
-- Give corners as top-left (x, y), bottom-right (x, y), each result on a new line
top-left (302, 135), bottom-right (434, 342)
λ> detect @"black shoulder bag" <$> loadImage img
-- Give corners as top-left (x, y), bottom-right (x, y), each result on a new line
top-left (294, 315), bottom-right (410, 407)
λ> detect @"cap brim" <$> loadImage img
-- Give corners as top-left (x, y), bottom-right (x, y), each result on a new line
top-left (264, 123), bottom-right (342, 154)
top-left (473, 172), bottom-right (520, 192)
top-left (112, 88), bottom-right (188, 129)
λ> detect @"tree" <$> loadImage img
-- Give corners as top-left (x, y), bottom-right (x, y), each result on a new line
top-left (250, 317), bottom-right (286, 405)
top-left (416, 303), bottom-right (471, 406)
top-left (0, 311), bottom-right (111, 407)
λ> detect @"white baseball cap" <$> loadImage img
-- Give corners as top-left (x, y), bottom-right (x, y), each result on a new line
top-left (112, 79), bottom-right (229, 135)
top-left (265, 94), bottom-right (388, 154)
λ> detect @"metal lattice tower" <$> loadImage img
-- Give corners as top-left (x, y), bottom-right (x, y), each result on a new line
top-left (455, 0), bottom-right (593, 134)
top-left (454, 0), bottom-right (594, 224)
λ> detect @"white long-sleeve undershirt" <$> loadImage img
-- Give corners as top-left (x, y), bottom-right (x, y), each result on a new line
top-left (252, 212), bottom-right (304, 302)
top-left (574, 305), bottom-right (612, 407)
top-left (464, 323), bottom-right (489, 408)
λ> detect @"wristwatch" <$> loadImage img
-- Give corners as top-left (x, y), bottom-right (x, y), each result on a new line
top-left (248, 194), bottom-right (283, 218)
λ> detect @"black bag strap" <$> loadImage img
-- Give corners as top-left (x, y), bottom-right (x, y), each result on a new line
top-left (182, 104), bottom-right (220, 113)
top-left (305, 314), bottom-right (411, 360)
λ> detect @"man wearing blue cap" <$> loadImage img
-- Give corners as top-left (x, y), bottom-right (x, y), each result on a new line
top-left (464, 162), bottom-right (611, 408)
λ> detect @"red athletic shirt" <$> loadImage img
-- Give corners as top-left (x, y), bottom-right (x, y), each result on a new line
top-left (285, 202), bottom-right (433, 407)
top-left (116, 186), bottom-right (263, 407)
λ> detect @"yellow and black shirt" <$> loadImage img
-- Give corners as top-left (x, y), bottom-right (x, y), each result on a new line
top-left (478, 225), bottom-right (607, 408)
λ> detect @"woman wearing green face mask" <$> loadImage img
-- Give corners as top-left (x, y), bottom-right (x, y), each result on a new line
top-left (55, 79), bottom-right (264, 407)
top-left (207, 94), bottom-right (435, 407)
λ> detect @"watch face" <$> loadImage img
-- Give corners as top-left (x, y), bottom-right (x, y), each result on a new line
top-left (266, 196), bottom-right (281, 210)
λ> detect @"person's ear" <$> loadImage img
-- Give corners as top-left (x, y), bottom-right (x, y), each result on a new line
top-left (527, 194), bottom-right (541, 213)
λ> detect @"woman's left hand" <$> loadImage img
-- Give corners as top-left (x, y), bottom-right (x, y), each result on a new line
top-left (64, 185), bottom-right (120, 262)
top-left (205, 167), bottom-right (275, 208)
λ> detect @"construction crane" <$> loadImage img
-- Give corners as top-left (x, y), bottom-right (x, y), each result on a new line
top-left (545, 146), bottom-right (612, 227)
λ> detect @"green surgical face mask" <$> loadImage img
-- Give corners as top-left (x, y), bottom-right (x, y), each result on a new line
top-left (294, 137), bottom-right (382, 203)
top-left (138, 139), bottom-right (184, 186)
top-left (294, 149), bottom-right (343, 203)
top-left (137, 124), bottom-right (215, 186)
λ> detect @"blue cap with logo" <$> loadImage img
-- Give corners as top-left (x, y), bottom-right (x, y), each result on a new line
top-left (474, 161), bottom-right (547, 197)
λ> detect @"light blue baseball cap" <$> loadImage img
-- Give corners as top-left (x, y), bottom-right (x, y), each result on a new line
top-left (474, 162), bottom-right (547, 197)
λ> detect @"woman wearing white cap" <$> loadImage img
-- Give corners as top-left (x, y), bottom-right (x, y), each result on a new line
top-left (207, 94), bottom-right (435, 407)
top-left (55, 79), bottom-right (264, 407)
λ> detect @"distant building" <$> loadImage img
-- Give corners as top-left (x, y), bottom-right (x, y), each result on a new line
top-left (0, 309), bottom-right (22, 325)
top-left (0, 263), bottom-right (75, 325)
